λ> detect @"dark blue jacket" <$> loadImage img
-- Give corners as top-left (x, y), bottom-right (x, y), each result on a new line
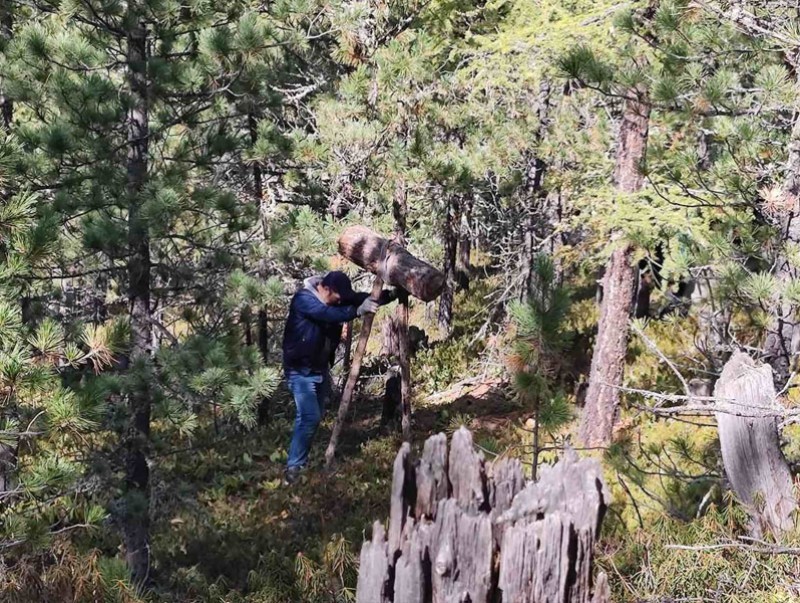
top-left (282, 281), bottom-right (394, 374)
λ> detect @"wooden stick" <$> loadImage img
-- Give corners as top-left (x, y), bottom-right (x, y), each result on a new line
top-left (398, 290), bottom-right (412, 442)
top-left (325, 275), bottom-right (384, 467)
top-left (338, 322), bottom-right (353, 394)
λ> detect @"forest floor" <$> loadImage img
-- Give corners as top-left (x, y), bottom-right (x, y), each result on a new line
top-left (148, 373), bottom-right (522, 602)
top-left (53, 277), bottom-right (800, 603)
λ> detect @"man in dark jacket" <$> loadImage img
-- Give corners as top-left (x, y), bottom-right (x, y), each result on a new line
top-left (282, 271), bottom-right (396, 483)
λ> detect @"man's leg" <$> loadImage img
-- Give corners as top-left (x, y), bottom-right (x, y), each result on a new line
top-left (287, 372), bottom-right (324, 471)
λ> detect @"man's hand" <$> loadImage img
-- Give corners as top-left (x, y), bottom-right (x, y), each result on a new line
top-left (357, 298), bottom-right (379, 316)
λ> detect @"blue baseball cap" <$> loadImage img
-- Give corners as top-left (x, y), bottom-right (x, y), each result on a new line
top-left (321, 271), bottom-right (356, 302)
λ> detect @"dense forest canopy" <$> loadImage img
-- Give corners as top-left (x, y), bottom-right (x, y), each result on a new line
top-left (4, 0), bottom-right (800, 600)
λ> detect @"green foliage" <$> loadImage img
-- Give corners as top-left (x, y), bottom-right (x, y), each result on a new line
top-left (157, 336), bottom-right (281, 434)
top-left (0, 175), bottom-right (118, 561)
top-left (603, 501), bottom-right (800, 602)
top-left (506, 254), bottom-right (573, 474)
top-left (5, 0), bottom-right (800, 597)
top-left (414, 337), bottom-right (477, 395)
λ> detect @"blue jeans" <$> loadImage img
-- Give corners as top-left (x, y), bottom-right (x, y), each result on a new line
top-left (286, 370), bottom-right (332, 470)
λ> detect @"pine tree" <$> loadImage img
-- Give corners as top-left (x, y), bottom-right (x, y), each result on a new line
top-left (0, 138), bottom-right (116, 556)
top-left (0, 0), bottom-right (318, 581)
top-left (508, 254), bottom-right (572, 478)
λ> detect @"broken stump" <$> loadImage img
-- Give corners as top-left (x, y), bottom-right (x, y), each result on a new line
top-left (356, 428), bottom-right (610, 603)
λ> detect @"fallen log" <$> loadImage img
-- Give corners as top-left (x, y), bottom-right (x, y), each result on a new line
top-left (338, 225), bottom-right (445, 302)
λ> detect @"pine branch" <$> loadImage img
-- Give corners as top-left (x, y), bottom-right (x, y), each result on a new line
top-left (691, 1), bottom-right (800, 50)
top-left (631, 322), bottom-right (692, 398)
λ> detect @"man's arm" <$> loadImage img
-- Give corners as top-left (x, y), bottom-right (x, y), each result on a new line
top-left (295, 292), bottom-right (358, 323)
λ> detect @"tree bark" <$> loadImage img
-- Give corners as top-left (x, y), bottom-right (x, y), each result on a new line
top-left (763, 80), bottom-right (800, 389)
top-left (398, 290), bottom-right (412, 442)
top-left (0, 5), bottom-right (12, 131)
top-left (356, 428), bottom-right (610, 603)
top-left (338, 225), bottom-right (444, 302)
top-left (381, 316), bottom-right (401, 358)
top-left (714, 352), bottom-right (797, 537)
top-left (392, 183), bottom-right (412, 441)
top-left (438, 195), bottom-right (460, 334)
top-left (381, 183), bottom-right (408, 359)
top-left (0, 6), bottom-right (14, 493)
top-left (457, 195), bottom-right (473, 291)
top-left (123, 14), bottom-right (152, 586)
top-left (579, 87), bottom-right (650, 447)
top-left (522, 79), bottom-right (552, 298)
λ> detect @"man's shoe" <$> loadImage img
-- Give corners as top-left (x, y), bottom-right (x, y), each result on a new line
top-left (283, 466), bottom-right (302, 485)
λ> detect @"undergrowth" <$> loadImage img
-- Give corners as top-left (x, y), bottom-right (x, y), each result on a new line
top-left (5, 274), bottom-right (800, 602)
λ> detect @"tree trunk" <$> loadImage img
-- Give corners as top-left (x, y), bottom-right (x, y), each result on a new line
top-left (522, 80), bottom-right (552, 298)
top-left (382, 182), bottom-right (411, 362)
top-left (248, 113), bottom-right (272, 424)
top-left (714, 352), bottom-right (797, 537)
top-left (579, 87), bottom-right (650, 447)
top-left (338, 225), bottom-right (444, 302)
top-left (457, 195), bottom-right (473, 291)
top-left (0, 5), bottom-right (12, 131)
top-left (763, 85), bottom-right (800, 389)
top-left (0, 439), bottom-right (17, 494)
top-left (398, 289), bottom-right (412, 442)
top-left (248, 111), bottom-right (269, 363)
top-left (123, 15), bottom-right (152, 586)
top-left (542, 187), bottom-right (566, 283)
top-left (339, 322), bottom-right (353, 390)
top-left (438, 195), bottom-right (460, 334)
top-left (381, 316), bottom-right (401, 358)
top-left (0, 4), bottom-right (15, 493)
top-left (356, 428), bottom-right (610, 603)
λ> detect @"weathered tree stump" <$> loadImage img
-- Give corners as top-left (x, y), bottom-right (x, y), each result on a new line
top-left (356, 428), bottom-right (610, 603)
top-left (338, 225), bottom-right (445, 302)
top-left (714, 351), bottom-right (797, 536)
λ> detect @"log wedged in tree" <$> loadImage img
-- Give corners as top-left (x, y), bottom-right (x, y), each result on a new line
top-left (355, 427), bottom-right (610, 603)
top-left (338, 225), bottom-right (444, 302)
top-left (714, 351), bottom-right (797, 537)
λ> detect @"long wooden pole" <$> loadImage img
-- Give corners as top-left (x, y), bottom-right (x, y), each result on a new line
top-left (325, 276), bottom-right (384, 467)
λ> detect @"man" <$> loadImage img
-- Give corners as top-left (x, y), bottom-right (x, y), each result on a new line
top-left (282, 271), bottom-right (396, 483)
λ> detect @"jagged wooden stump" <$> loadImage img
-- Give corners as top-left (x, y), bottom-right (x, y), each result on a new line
top-left (356, 428), bottom-right (611, 603)
top-left (714, 351), bottom-right (797, 536)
